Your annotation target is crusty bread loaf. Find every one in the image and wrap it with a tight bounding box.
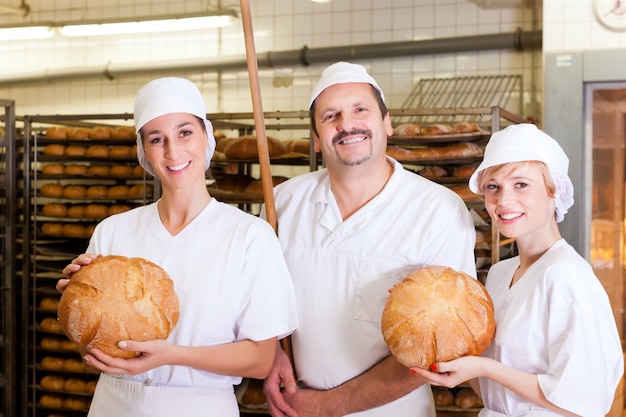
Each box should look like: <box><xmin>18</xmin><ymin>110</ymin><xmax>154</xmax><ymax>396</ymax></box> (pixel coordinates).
<box><xmin>110</xmin><ymin>146</ymin><xmax>132</xmax><ymax>158</ymax></box>
<box><xmin>40</xmin><ymin>375</ymin><xmax>65</xmax><ymax>391</ymax></box>
<box><xmin>64</xmin><ymin>145</ymin><xmax>87</xmax><ymax>156</ymax></box>
<box><xmin>84</xmin><ymin>204</ymin><xmax>108</xmax><ymax>219</ymax></box>
<box><xmin>86</xmin><ymin>185</ymin><xmax>108</xmax><ymax>199</ymax></box>
<box><xmin>223</xmin><ymin>135</ymin><xmax>288</xmax><ymax>159</ymax></box>
<box><xmin>45</xmin><ymin>126</ymin><xmax>69</xmax><ymax>139</ymax></box>
<box><xmin>432</xmin><ymin>387</ymin><xmax>454</xmax><ymax>407</ymax></box>
<box><xmin>284</xmin><ymin>139</ymin><xmax>311</xmax><ymax>154</ymax></box>
<box><xmin>43</xmin><ymin>144</ymin><xmax>66</xmax><ymax>156</ymax></box>
<box><xmin>418</xmin><ymin>166</ymin><xmax>447</xmax><ymax>178</ymax></box>
<box><xmin>40</xmin><ymin>356</ymin><xmax>64</xmax><ymax>371</ymax></box>
<box><xmin>68</xmin><ymin>127</ymin><xmax>90</xmax><ymax>140</ymax></box>
<box><xmin>62</xmin><ymin>185</ymin><xmax>87</xmax><ymax>199</ymax></box>
<box><xmin>67</xmin><ymin>205</ymin><xmax>86</xmax><ymax>218</ymax></box>
<box><xmin>107</xmin><ymin>185</ymin><xmax>130</xmax><ymax>198</ymax></box>
<box><xmin>88</xmin><ymin>126</ymin><xmax>111</xmax><ymax>140</ymax></box>
<box><xmin>454</xmin><ymin>388</ymin><xmax>483</xmax><ymax>409</ymax></box>
<box><xmin>87</xmin><ymin>165</ymin><xmax>111</xmax><ymax>176</ymax></box>
<box><xmin>393</xmin><ymin>123</ymin><xmax>422</xmax><ymax>136</ymax></box>
<box><xmin>39</xmin><ymin>297</ymin><xmax>60</xmax><ymax>311</ymax></box>
<box><xmin>41</xmin><ymin>184</ymin><xmax>64</xmax><ymax>198</ymax></box>
<box><xmin>386</xmin><ymin>142</ymin><xmax>483</xmax><ymax>161</ymax></box>
<box><xmin>85</xmin><ymin>145</ymin><xmax>109</xmax><ymax>158</ymax></box>
<box><xmin>42</xmin><ymin>203</ymin><xmax>68</xmax><ymax>218</ymax></box>
<box><xmin>64</xmin><ymin>164</ymin><xmax>88</xmax><ymax>175</ymax></box>
<box><xmin>111</xmin><ymin>126</ymin><xmax>136</xmax><ymax>139</ymax></box>
<box><xmin>107</xmin><ymin>204</ymin><xmax>132</xmax><ymax>216</ymax></box>
<box><xmin>453</xmin><ymin>121</ymin><xmax>480</xmax><ymax>134</ymax></box>
<box><xmin>110</xmin><ymin>165</ymin><xmax>133</xmax><ymax>177</ymax></box>
<box><xmin>62</xmin><ymin>223</ymin><xmax>86</xmax><ymax>238</ymax></box>
<box><xmin>41</xmin><ymin>222</ymin><xmax>63</xmax><ymax>236</ymax></box>
<box><xmin>64</xmin><ymin>378</ymin><xmax>86</xmax><ymax>393</ymax></box>
<box><xmin>381</xmin><ymin>266</ymin><xmax>495</xmax><ymax>369</ymax></box>
<box><xmin>39</xmin><ymin>393</ymin><xmax>64</xmax><ymax>408</ymax></box>
<box><xmin>63</xmin><ymin>396</ymin><xmax>89</xmax><ymax>411</ymax></box>
<box><xmin>42</xmin><ymin>164</ymin><xmax>64</xmax><ymax>175</ymax></box>
<box><xmin>40</xmin><ymin>317</ymin><xmax>62</xmax><ymax>333</ymax></box>
<box><xmin>424</xmin><ymin>123</ymin><xmax>453</xmax><ymax>135</ymax></box>
<box><xmin>84</xmin><ymin>379</ymin><xmax>97</xmax><ymax>394</ymax></box>
<box><xmin>58</xmin><ymin>255</ymin><xmax>180</xmax><ymax>358</ymax></box>
<box><xmin>40</xmin><ymin>336</ymin><xmax>62</xmax><ymax>350</ymax></box>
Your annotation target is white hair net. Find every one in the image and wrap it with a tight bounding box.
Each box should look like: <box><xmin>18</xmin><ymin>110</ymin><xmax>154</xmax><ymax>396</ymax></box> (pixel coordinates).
<box><xmin>468</xmin><ymin>123</ymin><xmax>574</xmax><ymax>223</ymax></box>
<box><xmin>133</xmin><ymin>77</ymin><xmax>216</xmax><ymax>178</ymax></box>
<box><xmin>309</xmin><ymin>61</ymin><xmax>385</xmax><ymax>108</ymax></box>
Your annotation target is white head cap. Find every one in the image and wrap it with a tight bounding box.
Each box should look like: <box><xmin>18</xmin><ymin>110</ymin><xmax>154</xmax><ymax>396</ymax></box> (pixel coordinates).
<box><xmin>308</xmin><ymin>61</ymin><xmax>385</xmax><ymax>109</ymax></box>
<box><xmin>468</xmin><ymin>123</ymin><xmax>574</xmax><ymax>223</ymax></box>
<box><xmin>133</xmin><ymin>77</ymin><xmax>216</xmax><ymax>178</ymax></box>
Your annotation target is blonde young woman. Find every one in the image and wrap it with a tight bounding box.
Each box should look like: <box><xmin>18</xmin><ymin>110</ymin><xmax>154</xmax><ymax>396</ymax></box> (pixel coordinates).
<box><xmin>412</xmin><ymin>123</ymin><xmax>623</xmax><ymax>417</ymax></box>
<box><xmin>57</xmin><ymin>77</ymin><xmax>297</xmax><ymax>417</ymax></box>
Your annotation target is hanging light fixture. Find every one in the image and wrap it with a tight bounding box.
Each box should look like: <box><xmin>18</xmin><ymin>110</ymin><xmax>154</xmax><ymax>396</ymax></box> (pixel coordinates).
<box><xmin>0</xmin><ymin>9</ymin><xmax>239</xmax><ymax>40</ymax></box>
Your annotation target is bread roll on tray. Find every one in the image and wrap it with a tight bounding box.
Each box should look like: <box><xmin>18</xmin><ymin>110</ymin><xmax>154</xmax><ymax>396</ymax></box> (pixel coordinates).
<box><xmin>381</xmin><ymin>266</ymin><xmax>495</xmax><ymax>369</ymax></box>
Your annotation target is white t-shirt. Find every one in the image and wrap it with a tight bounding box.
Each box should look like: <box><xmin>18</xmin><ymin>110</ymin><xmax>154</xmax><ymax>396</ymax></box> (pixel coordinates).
<box><xmin>86</xmin><ymin>199</ymin><xmax>298</xmax><ymax>389</ymax></box>
<box><xmin>479</xmin><ymin>239</ymin><xmax>623</xmax><ymax>417</ymax></box>
<box><xmin>269</xmin><ymin>158</ymin><xmax>477</xmax><ymax>416</ymax></box>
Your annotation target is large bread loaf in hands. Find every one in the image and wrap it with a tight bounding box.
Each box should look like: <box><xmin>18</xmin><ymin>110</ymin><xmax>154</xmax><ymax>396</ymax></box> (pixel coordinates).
<box><xmin>58</xmin><ymin>255</ymin><xmax>180</xmax><ymax>358</ymax></box>
<box><xmin>381</xmin><ymin>266</ymin><xmax>495</xmax><ymax>369</ymax></box>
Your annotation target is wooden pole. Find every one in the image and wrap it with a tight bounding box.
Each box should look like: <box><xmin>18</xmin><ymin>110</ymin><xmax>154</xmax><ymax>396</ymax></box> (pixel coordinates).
<box><xmin>239</xmin><ymin>0</ymin><xmax>295</xmax><ymax>370</ymax></box>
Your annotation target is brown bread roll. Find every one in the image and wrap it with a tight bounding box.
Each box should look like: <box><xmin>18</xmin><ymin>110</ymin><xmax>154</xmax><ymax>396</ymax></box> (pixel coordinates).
<box><xmin>88</xmin><ymin>126</ymin><xmax>111</xmax><ymax>140</ymax></box>
<box><xmin>64</xmin><ymin>165</ymin><xmax>88</xmax><ymax>175</ymax></box>
<box><xmin>64</xmin><ymin>145</ymin><xmax>86</xmax><ymax>156</ymax></box>
<box><xmin>284</xmin><ymin>139</ymin><xmax>311</xmax><ymax>154</ymax></box>
<box><xmin>45</xmin><ymin>126</ymin><xmax>69</xmax><ymax>139</ymax></box>
<box><xmin>110</xmin><ymin>165</ymin><xmax>133</xmax><ymax>177</ymax></box>
<box><xmin>109</xmin><ymin>146</ymin><xmax>132</xmax><ymax>157</ymax></box>
<box><xmin>432</xmin><ymin>387</ymin><xmax>454</xmax><ymax>406</ymax></box>
<box><xmin>43</xmin><ymin>144</ymin><xmax>66</xmax><ymax>156</ymax></box>
<box><xmin>67</xmin><ymin>205</ymin><xmax>86</xmax><ymax>218</ymax></box>
<box><xmin>381</xmin><ymin>266</ymin><xmax>495</xmax><ymax>369</ymax></box>
<box><xmin>42</xmin><ymin>203</ymin><xmax>68</xmax><ymax>218</ymax></box>
<box><xmin>62</xmin><ymin>223</ymin><xmax>86</xmax><ymax>238</ymax></box>
<box><xmin>106</xmin><ymin>185</ymin><xmax>129</xmax><ymax>198</ymax></box>
<box><xmin>87</xmin><ymin>165</ymin><xmax>111</xmax><ymax>176</ymax></box>
<box><xmin>454</xmin><ymin>388</ymin><xmax>483</xmax><ymax>409</ymax></box>
<box><xmin>39</xmin><ymin>297</ymin><xmax>60</xmax><ymax>311</ymax></box>
<box><xmin>85</xmin><ymin>185</ymin><xmax>108</xmax><ymax>199</ymax></box>
<box><xmin>39</xmin><ymin>393</ymin><xmax>64</xmax><ymax>409</ymax></box>
<box><xmin>64</xmin><ymin>378</ymin><xmax>86</xmax><ymax>393</ymax></box>
<box><xmin>41</xmin><ymin>223</ymin><xmax>63</xmax><ymax>236</ymax></box>
<box><xmin>107</xmin><ymin>204</ymin><xmax>132</xmax><ymax>216</ymax></box>
<box><xmin>85</xmin><ymin>145</ymin><xmax>109</xmax><ymax>158</ymax></box>
<box><xmin>132</xmin><ymin>165</ymin><xmax>145</xmax><ymax>177</ymax></box>
<box><xmin>40</xmin><ymin>337</ymin><xmax>62</xmax><ymax>350</ymax></box>
<box><xmin>62</xmin><ymin>358</ymin><xmax>86</xmax><ymax>373</ymax></box>
<box><xmin>42</xmin><ymin>164</ymin><xmax>64</xmax><ymax>175</ymax></box>
<box><xmin>223</xmin><ymin>135</ymin><xmax>288</xmax><ymax>159</ymax></box>
<box><xmin>40</xmin><ymin>375</ymin><xmax>65</xmax><ymax>391</ymax></box>
<box><xmin>84</xmin><ymin>380</ymin><xmax>97</xmax><ymax>394</ymax></box>
<box><xmin>111</xmin><ymin>126</ymin><xmax>136</xmax><ymax>139</ymax></box>
<box><xmin>40</xmin><ymin>183</ymin><xmax>64</xmax><ymax>198</ymax></box>
<box><xmin>68</xmin><ymin>127</ymin><xmax>90</xmax><ymax>140</ymax></box>
<box><xmin>63</xmin><ymin>396</ymin><xmax>89</xmax><ymax>411</ymax></box>
<box><xmin>40</xmin><ymin>317</ymin><xmax>62</xmax><ymax>333</ymax></box>
<box><xmin>40</xmin><ymin>356</ymin><xmax>64</xmax><ymax>371</ymax></box>
<box><xmin>84</xmin><ymin>204</ymin><xmax>108</xmax><ymax>219</ymax></box>
<box><xmin>62</xmin><ymin>185</ymin><xmax>87</xmax><ymax>199</ymax></box>
<box><xmin>58</xmin><ymin>255</ymin><xmax>180</xmax><ymax>358</ymax></box>
<box><xmin>393</xmin><ymin>123</ymin><xmax>422</xmax><ymax>136</ymax></box>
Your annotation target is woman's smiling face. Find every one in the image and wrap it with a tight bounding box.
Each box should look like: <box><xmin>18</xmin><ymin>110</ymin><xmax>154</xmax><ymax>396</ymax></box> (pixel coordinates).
<box><xmin>482</xmin><ymin>161</ymin><xmax>556</xmax><ymax>240</ymax></box>
<box><xmin>141</xmin><ymin>112</ymin><xmax>208</xmax><ymax>187</ymax></box>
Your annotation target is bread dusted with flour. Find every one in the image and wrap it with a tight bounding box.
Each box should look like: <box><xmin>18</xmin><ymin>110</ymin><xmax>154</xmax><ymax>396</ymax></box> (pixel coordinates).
<box><xmin>381</xmin><ymin>266</ymin><xmax>495</xmax><ymax>368</ymax></box>
<box><xmin>58</xmin><ymin>255</ymin><xmax>180</xmax><ymax>358</ymax></box>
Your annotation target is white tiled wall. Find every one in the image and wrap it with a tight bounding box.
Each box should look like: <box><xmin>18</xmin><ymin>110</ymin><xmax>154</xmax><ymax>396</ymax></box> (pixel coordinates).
<box><xmin>0</xmin><ymin>0</ymin><xmax>542</xmax><ymax>119</ymax></box>
<box><xmin>543</xmin><ymin>0</ymin><xmax>626</xmax><ymax>52</ymax></box>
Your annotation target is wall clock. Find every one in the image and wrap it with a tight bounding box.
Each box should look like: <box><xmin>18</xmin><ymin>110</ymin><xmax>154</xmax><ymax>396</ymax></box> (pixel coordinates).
<box><xmin>594</xmin><ymin>0</ymin><xmax>626</xmax><ymax>31</ymax></box>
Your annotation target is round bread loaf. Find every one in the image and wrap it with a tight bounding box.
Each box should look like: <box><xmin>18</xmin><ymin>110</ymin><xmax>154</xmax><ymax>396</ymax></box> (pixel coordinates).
<box><xmin>45</xmin><ymin>126</ymin><xmax>69</xmax><ymax>139</ymax></box>
<box><xmin>63</xmin><ymin>358</ymin><xmax>86</xmax><ymax>372</ymax></box>
<box><xmin>62</xmin><ymin>185</ymin><xmax>87</xmax><ymax>199</ymax></box>
<box><xmin>62</xmin><ymin>223</ymin><xmax>86</xmax><ymax>238</ymax></box>
<box><xmin>40</xmin><ymin>336</ymin><xmax>62</xmax><ymax>350</ymax></box>
<box><xmin>41</xmin><ymin>222</ymin><xmax>63</xmax><ymax>236</ymax></box>
<box><xmin>110</xmin><ymin>165</ymin><xmax>133</xmax><ymax>177</ymax></box>
<box><xmin>39</xmin><ymin>297</ymin><xmax>60</xmax><ymax>310</ymax></box>
<box><xmin>43</xmin><ymin>144</ymin><xmax>66</xmax><ymax>156</ymax></box>
<box><xmin>41</xmin><ymin>375</ymin><xmax>65</xmax><ymax>391</ymax></box>
<box><xmin>39</xmin><ymin>393</ymin><xmax>64</xmax><ymax>409</ymax></box>
<box><xmin>67</xmin><ymin>205</ymin><xmax>86</xmax><ymax>218</ymax></box>
<box><xmin>111</xmin><ymin>126</ymin><xmax>136</xmax><ymax>139</ymax></box>
<box><xmin>110</xmin><ymin>146</ymin><xmax>131</xmax><ymax>157</ymax></box>
<box><xmin>64</xmin><ymin>378</ymin><xmax>86</xmax><ymax>393</ymax></box>
<box><xmin>64</xmin><ymin>145</ymin><xmax>86</xmax><ymax>156</ymax></box>
<box><xmin>42</xmin><ymin>164</ymin><xmax>64</xmax><ymax>175</ymax></box>
<box><xmin>88</xmin><ymin>126</ymin><xmax>111</xmax><ymax>140</ymax></box>
<box><xmin>64</xmin><ymin>164</ymin><xmax>88</xmax><ymax>175</ymax></box>
<box><xmin>223</xmin><ymin>135</ymin><xmax>288</xmax><ymax>159</ymax></box>
<box><xmin>84</xmin><ymin>204</ymin><xmax>108</xmax><ymax>219</ymax></box>
<box><xmin>87</xmin><ymin>165</ymin><xmax>111</xmax><ymax>176</ymax></box>
<box><xmin>381</xmin><ymin>266</ymin><xmax>495</xmax><ymax>369</ymax></box>
<box><xmin>40</xmin><ymin>356</ymin><xmax>64</xmax><ymax>371</ymax></box>
<box><xmin>58</xmin><ymin>255</ymin><xmax>180</xmax><ymax>358</ymax></box>
<box><xmin>68</xmin><ymin>127</ymin><xmax>90</xmax><ymax>140</ymax></box>
<box><xmin>84</xmin><ymin>379</ymin><xmax>97</xmax><ymax>394</ymax></box>
<box><xmin>42</xmin><ymin>203</ymin><xmax>68</xmax><ymax>218</ymax></box>
<box><xmin>107</xmin><ymin>185</ymin><xmax>129</xmax><ymax>198</ymax></box>
<box><xmin>40</xmin><ymin>317</ymin><xmax>62</xmax><ymax>333</ymax></box>
<box><xmin>108</xmin><ymin>204</ymin><xmax>132</xmax><ymax>216</ymax></box>
<box><xmin>86</xmin><ymin>185</ymin><xmax>108</xmax><ymax>199</ymax></box>
<box><xmin>41</xmin><ymin>184</ymin><xmax>64</xmax><ymax>198</ymax></box>
<box><xmin>63</xmin><ymin>396</ymin><xmax>89</xmax><ymax>411</ymax></box>
<box><xmin>86</xmin><ymin>145</ymin><xmax>109</xmax><ymax>158</ymax></box>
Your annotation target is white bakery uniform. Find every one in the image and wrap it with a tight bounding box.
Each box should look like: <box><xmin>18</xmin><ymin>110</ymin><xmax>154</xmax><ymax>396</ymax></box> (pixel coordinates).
<box><xmin>84</xmin><ymin>199</ymin><xmax>298</xmax><ymax>417</ymax></box>
<box><xmin>268</xmin><ymin>158</ymin><xmax>477</xmax><ymax>417</ymax></box>
<box><xmin>478</xmin><ymin>239</ymin><xmax>623</xmax><ymax>417</ymax></box>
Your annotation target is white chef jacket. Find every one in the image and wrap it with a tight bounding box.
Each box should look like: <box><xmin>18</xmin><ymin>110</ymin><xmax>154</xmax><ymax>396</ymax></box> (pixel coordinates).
<box><xmin>84</xmin><ymin>199</ymin><xmax>298</xmax><ymax>417</ymax></box>
<box><xmin>479</xmin><ymin>239</ymin><xmax>623</xmax><ymax>417</ymax></box>
<box><xmin>268</xmin><ymin>158</ymin><xmax>477</xmax><ymax>416</ymax></box>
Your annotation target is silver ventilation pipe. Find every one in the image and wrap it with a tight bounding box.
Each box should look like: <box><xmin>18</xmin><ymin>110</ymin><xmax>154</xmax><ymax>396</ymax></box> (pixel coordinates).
<box><xmin>0</xmin><ymin>28</ymin><xmax>541</xmax><ymax>87</ymax></box>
